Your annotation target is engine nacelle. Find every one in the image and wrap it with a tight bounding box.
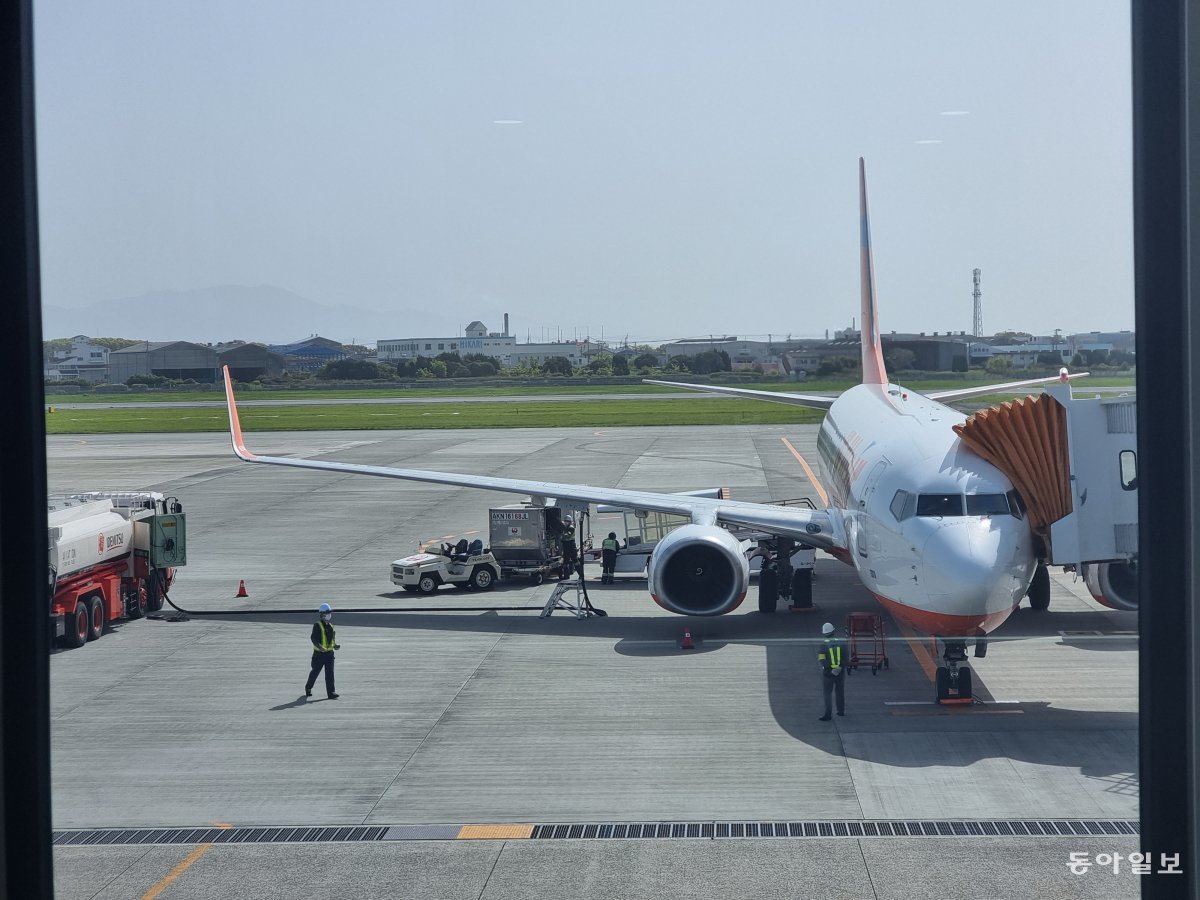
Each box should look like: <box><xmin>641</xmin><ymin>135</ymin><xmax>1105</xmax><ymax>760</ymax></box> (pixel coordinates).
<box><xmin>647</xmin><ymin>524</ymin><xmax>750</xmax><ymax>616</ymax></box>
<box><xmin>1083</xmin><ymin>560</ymin><xmax>1139</xmax><ymax>612</ymax></box>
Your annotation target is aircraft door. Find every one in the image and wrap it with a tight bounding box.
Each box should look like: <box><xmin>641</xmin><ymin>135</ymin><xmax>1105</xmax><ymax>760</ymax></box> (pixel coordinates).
<box><xmin>855</xmin><ymin>460</ymin><xmax>889</xmax><ymax>559</ymax></box>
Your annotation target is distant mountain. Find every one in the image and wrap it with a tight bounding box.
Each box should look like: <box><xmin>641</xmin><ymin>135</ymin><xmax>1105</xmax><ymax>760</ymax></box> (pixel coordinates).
<box><xmin>40</xmin><ymin>285</ymin><xmax>469</xmax><ymax>346</ymax></box>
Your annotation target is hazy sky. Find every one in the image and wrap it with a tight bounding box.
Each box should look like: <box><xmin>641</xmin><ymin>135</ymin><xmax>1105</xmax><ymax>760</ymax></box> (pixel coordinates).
<box><xmin>34</xmin><ymin>1</ymin><xmax>1132</xmax><ymax>344</ymax></box>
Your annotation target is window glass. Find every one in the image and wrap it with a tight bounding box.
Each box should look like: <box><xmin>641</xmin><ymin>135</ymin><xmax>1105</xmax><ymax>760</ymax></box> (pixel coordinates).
<box><xmin>889</xmin><ymin>490</ymin><xmax>909</xmax><ymax>520</ymax></box>
<box><xmin>916</xmin><ymin>494</ymin><xmax>965</xmax><ymax>517</ymax></box>
<box><xmin>1007</xmin><ymin>490</ymin><xmax>1027</xmax><ymax>518</ymax></box>
<box><xmin>966</xmin><ymin>493</ymin><xmax>1011</xmax><ymax>516</ymax></box>
<box><xmin>1119</xmin><ymin>450</ymin><xmax>1138</xmax><ymax>490</ymax></box>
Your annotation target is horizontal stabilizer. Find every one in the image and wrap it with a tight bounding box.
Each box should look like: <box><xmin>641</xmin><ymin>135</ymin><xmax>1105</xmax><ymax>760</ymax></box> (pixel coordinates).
<box><xmin>644</xmin><ymin>379</ymin><xmax>836</xmax><ymax>410</ymax></box>
<box><xmin>929</xmin><ymin>371</ymin><xmax>1090</xmax><ymax>404</ymax></box>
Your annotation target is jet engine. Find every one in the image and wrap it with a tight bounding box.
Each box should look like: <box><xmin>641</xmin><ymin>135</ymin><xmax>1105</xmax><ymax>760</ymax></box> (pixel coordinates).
<box><xmin>647</xmin><ymin>524</ymin><xmax>750</xmax><ymax>616</ymax></box>
<box><xmin>1082</xmin><ymin>560</ymin><xmax>1139</xmax><ymax>612</ymax></box>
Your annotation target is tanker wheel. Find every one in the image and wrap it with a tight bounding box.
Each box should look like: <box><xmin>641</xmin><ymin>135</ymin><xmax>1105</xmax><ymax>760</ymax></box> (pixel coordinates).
<box><xmin>147</xmin><ymin>574</ymin><xmax>165</xmax><ymax>612</ymax></box>
<box><xmin>87</xmin><ymin>596</ymin><xmax>105</xmax><ymax>641</ymax></box>
<box><xmin>64</xmin><ymin>601</ymin><xmax>88</xmax><ymax>649</ymax></box>
<box><xmin>128</xmin><ymin>588</ymin><xmax>148</xmax><ymax>620</ymax></box>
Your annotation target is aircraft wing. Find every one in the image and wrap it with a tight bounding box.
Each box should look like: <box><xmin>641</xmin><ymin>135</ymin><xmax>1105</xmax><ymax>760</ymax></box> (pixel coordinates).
<box><xmin>927</xmin><ymin>371</ymin><xmax>1090</xmax><ymax>403</ymax></box>
<box><xmin>222</xmin><ymin>368</ymin><xmax>845</xmax><ymax>551</ymax></box>
<box><xmin>643</xmin><ymin>379</ymin><xmax>837</xmax><ymax>410</ymax></box>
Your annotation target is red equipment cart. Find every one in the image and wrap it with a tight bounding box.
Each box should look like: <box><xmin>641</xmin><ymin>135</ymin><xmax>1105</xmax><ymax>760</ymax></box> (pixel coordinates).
<box><xmin>846</xmin><ymin>612</ymin><xmax>889</xmax><ymax>674</ymax></box>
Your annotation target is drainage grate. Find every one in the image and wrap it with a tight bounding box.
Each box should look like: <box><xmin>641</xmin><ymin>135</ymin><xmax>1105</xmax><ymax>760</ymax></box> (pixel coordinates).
<box><xmin>526</xmin><ymin>819</ymin><xmax>1139</xmax><ymax>840</ymax></box>
<box><xmin>53</xmin><ymin>825</ymin><xmax>389</xmax><ymax>846</ymax></box>
<box><xmin>53</xmin><ymin>819</ymin><xmax>1139</xmax><ymax>847</ymax></box>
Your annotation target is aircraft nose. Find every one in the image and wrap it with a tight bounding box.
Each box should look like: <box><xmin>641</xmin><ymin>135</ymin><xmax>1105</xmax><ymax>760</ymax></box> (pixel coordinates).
<box><xmin>921</xmin><ymin>521</ymin><xmax>1017</xmax><ymax>612</ymax></box>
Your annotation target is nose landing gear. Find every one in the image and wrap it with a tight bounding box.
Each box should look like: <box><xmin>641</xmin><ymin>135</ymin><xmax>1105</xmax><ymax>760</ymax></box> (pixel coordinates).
<box><xmin>934</xmin><ymin>640</ymin><xmax>973</xmax><ymax>704</ymax></box>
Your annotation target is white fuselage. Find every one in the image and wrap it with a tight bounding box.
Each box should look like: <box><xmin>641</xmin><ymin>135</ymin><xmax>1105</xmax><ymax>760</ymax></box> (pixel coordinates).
<box><xmin>818</xmin><ymin>383</ymin><xmax>1036</xmax><ymax>636</ymax></box>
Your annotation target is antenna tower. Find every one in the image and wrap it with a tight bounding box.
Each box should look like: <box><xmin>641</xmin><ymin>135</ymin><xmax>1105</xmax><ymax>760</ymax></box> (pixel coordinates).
<box><xmin>972</xmin><ymin>268</ymin><xmax>983</xmax><ymax>337</ymax></box>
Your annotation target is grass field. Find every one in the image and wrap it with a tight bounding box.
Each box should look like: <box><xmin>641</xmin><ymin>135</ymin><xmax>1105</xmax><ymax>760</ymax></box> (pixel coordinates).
<box><xmin>43</xmin><ymin>374</ymin><xmax>1134</xmax><ymax>434</ymax></box>
<box><xmin>44</xmin><ymin>398</ymin><xmax>826</xmax><ymax>434</ymax></box>
<box><xmin>44</xmin><ymin>373</ymin><xmax>1134</xmax><ymax>404</ymax></box>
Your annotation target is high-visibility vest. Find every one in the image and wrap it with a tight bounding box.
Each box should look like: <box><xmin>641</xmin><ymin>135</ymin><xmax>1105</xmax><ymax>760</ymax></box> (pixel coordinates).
<box><xmin>313</xmin><ymin>621</ymin><xmax>336</xmax><ymax>652</ymax></box>
<box><xmin>602</xmin><ymin>538</ymin><xmax>620</xmax><ymax>552</ymax></box>
<box><xmin>818</xmin><ymin>638</ymin><xmax>843</xmax><ymax>671</ymax></box>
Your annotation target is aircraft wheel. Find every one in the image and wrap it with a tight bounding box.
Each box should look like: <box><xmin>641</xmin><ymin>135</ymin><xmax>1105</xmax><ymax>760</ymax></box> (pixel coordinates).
<box><xmin>1027</xmin><ymin>564</ymin><xmax>1050</xmax><ymax>610</ymax></box>
<box><xmin>791</xmin><ymin>568</ymin><xmax>813</xmax><ymax>608</ymax></box>
<box><xmin>417</xmin><ymin>575</ymin><xmax>439</xmax><ymax>594</ymax></box>
<box><xmin>64</xmin><ymin>601</ymin><xmax>88</xmax><ymax>649</ymax></box>
<box><xmin>956</xmin><ymin>666</ymin><xmax>973</xmax><ymax>700</ymax></box>
<box><xmin>934</xmin><ymin>666</ymin><xmax>951</xmax><ymax>702</ymax></box>
<box><xmin>758</xmin><ymin>567</ymin><xmax>778</xmax><ymax>614</ymax></box>
<box><xmin>87</xmin><ymin>596</ymin><xmax>105</xmax><ymax>641</ymax></box>
<box><xmin>470</xmin><ymin>567</ymin><xmax>496</xmax><ymax>591</ymax></box>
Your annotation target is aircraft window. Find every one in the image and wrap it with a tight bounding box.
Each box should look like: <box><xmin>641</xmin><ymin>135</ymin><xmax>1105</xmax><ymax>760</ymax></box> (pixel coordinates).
<box><xmin>889</xmin><ymin>490</ymin><xmax>909</xmax><ymax>520</ymax></box>
<box><xmin>1120</xmin><ymin>450</ymin><xmax>1138</xmax><ymax>490</ymax></box>
<box><xmin>916</xmin><ymin>494</ymin><xmax>965</xmax><ymax>517</ymax></box>
<box><xmin>1007</xmin><ymin>490</ymin><xmax>1026</xmax><ymax>519</ymax></box>
<box><xmin>966</xmin><ymin>493</ymin><xmax>1011</xmax><ymax>516</ymax></box>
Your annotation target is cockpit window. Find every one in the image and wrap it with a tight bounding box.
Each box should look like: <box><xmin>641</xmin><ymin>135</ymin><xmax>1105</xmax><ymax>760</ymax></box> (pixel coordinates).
<box><xmin>916</xmin><ymin>494</ymin><xmax>965</xmax><ymax>517</ymax></box>
<box><xmin>966</xmin><ymin>493</ymin><xmax>1011</xmax><ymax>516</ymax></box>
<box><xmin>1007</xmin><ymin>489</ymin><xmax>1026</xmax><ymax>519</ymax></box>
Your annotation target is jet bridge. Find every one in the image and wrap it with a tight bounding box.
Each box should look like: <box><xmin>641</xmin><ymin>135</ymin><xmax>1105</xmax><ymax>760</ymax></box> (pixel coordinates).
<box><xmin>954</xmin><ymin>380</ymin><xmax>1138</xmax><ymax>612</ymax></box>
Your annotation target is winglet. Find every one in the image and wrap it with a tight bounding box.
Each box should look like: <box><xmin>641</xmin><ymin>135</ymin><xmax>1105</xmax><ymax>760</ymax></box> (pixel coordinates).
<box><xmin>859</xmin><ymin>158</ymin><xmax>888</xmax><ymax>385</ymax></box>
<box><xmin>222</xmin><ymin>365</ymin><xmax>257</xmax><ymax>461</ymax></box>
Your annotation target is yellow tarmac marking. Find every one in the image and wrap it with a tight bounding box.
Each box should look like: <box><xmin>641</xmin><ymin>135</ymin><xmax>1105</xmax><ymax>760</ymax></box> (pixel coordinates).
<box><xmin>457</xmin><ymin>824</ymin><xmax>534</xmax><ymax>839</ymax></box>
<box><xmin>893</xmin><ymin>618</ymin><xmax>938</xmax><ymax>683</ymax></box>
<box><xmin>141</xmin><ymin>844</ymin><xmax>214</xmax><ymax>899</ymax></box>
<box><xmin>780</xmin><ymin>437</ymin><xmax>829</xmax><ymax>506</ymax></box>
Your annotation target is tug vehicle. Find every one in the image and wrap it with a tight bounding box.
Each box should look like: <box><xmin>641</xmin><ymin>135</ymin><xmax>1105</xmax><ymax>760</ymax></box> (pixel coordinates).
<box><xmin>391</xmin><ymin>539</ymin><xmax>500</xmax><ymax>594</ymax></box>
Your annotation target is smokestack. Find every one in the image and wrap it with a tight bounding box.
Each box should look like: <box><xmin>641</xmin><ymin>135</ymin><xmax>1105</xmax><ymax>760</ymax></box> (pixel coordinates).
<box><xmin>504</xmin><ymin>313</ymin><xmax>509</xmax><ymax>337</ymax></box>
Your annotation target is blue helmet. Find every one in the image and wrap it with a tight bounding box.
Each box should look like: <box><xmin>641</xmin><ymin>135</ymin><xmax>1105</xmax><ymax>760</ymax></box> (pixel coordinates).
<box><xmin>318</xmin><ymin>603</ymin><xmax>332</xmax><ymax>614</ymax></box>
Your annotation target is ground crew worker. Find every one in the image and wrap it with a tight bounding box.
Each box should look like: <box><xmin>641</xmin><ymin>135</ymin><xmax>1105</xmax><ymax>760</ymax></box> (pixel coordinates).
<box><xmin>817</xmin><ymin>621</ymin><xmax>846</xmax><ymax>721</ymax></box>
<box><xmin>305</xmin><ymin>602</ymin><xmax>340</xmax><ymax>700</ymax></box>
<box><xmin>601</xmin><ymin>532</ymin><xmax>621</xmax><ymax>583</ymax></box>
<box><xmin>561</xmin><ymin>515</ymin><xmax>578</xmax><ymax>578</ymax></box>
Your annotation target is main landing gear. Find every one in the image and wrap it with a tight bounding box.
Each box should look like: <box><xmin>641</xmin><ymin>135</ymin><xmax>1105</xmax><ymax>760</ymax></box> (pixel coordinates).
<box><xmin>1026</xmin><ymin>562</ymin><xmax>1050</xmax><ymax>610</ymax></box>
<box><xmin>934</xmin><ymin>640</ymin><xmax>973</xmax><ymax>705</ymax></box>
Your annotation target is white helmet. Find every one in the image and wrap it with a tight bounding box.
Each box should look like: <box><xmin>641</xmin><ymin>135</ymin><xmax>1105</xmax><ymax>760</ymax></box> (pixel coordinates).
<box><xmin>821</xmin><ymin>622</ymin><xmax>835</xmax><ymax>636</ymax></box>
<box><xmin>564</xmin><ymin>516</ymin><xmax>573</xmax><ymax>526</ymax></box>
<box><xmin>318</xmin><ymin>603</ymin><xmax>332</xmax><ymax>613</ymax></box>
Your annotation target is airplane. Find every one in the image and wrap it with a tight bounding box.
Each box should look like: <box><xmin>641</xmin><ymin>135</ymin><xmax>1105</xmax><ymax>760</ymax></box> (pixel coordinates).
<box><xmin>223</xmin><ymin>158</ymin><xmax>1093</xmax><ymax>703</ymax></box>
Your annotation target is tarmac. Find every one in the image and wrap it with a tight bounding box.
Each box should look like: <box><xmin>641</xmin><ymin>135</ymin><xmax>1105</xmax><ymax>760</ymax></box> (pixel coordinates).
<box><xmin>46</xmin><ymin>425</ymin><xmax>1142</xmax><ymax>899</ymax></box>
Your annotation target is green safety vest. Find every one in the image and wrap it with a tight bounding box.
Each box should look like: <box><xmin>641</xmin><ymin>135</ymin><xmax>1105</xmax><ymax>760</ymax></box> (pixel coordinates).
<box><xmin>602</xmin><ymin>538</ymin><xmax>620</xmax><ymax>552</ymax></box>
<box><xmin>313</xmin><ymin>620</ymin><xmax>336</xmax><ymax>652</ymax></box>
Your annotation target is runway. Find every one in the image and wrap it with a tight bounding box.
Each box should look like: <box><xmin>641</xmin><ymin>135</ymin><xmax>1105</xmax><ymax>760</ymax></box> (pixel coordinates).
<box><xmin>46</xmin><ymin>426</ymin><xmax>1141</xmax><ymax>898</ymax></box>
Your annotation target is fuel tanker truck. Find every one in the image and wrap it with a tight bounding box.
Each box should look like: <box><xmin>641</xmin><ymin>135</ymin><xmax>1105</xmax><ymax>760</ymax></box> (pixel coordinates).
<box><xmin>48</xmin><ymin>492</ymin><xmax>186</xmax><ymax>649</ymax></box>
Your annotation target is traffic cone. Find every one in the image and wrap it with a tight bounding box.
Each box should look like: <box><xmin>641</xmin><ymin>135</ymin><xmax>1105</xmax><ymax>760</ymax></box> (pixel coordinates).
<box><xmin>235</xmin><ymin>580</ymin><xmax>248</xmax><ymax>598</ymax></box>
<box><xmin>681</xmin><ymin>628</ymin><xmax>694</xmax><ymax>650</ymax></box>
